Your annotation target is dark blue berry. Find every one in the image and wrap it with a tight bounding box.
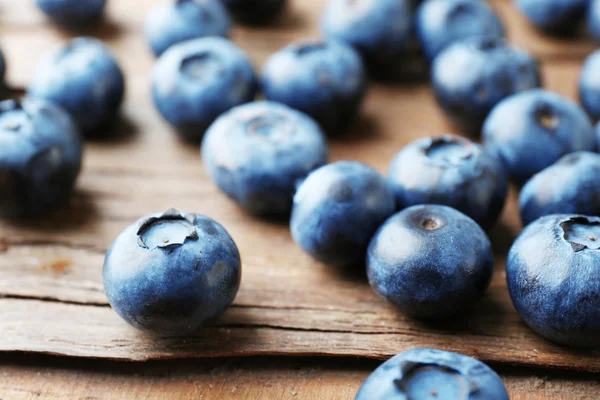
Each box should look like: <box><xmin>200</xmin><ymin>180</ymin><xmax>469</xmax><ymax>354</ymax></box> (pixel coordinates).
<box><xmin>260</xmin><ymin>40</ymin><xmax>367</xmax><ymax>135</ymax></box>
<box><xmin>520</xmin><ymin>152</ymin><xmax>600</xmax><ymax>226</ymax></box>
<box><xmin>0</xmin><ymin>98</ymin><xmax>82</xmax><ymax>218</ymax></box>
<box><xmin>483</xmin><ymin>89</ymin><xmax>595</xmax><ymax>184</ymax></box>
<box><xmin>202</xmin><ymin>101</ymin><xmax>328</xmax><ymax>216</ymax></box>
<box><xmin>103</xmin><ymin>209</ymin><xmax>241</xmax><ymax>335</ymax></box>
<box><xmin>507</xmin><ymin>214</ymin><xmax>600</xmax><ymax>348</ymax></box>
<box><xmin>367</xmin><ymin>205</ymin><xmax>493</xmax><ymax>318</ymax></box>
<box><xmin>432</xmin><ymin>38</ymin><xmax>540</xmax><ymax>134</ymax></box>
<box><xmin>36</xmin><ymin>0</ymin><xmax>106</xmax><ymax>26</ymax></box>
<box><xmin>291</xmin><ymin>161</ymin><xmax>395</xmax><ymax>268</ymax></box>
<box><xmin>145</xmin><ymin>0</ymin><xmax>231</xmax><ymax>57</ymax></box>
<box><xmin>579</xmin><ymin>50</ymin><xmax>600</xmax><ymax>120</ymax></box>
<box><xmin>152</xmin><ymin>37</ymin><xmax>257</xmax><ymax>142</ymax></box>
<box><xmin>28</xmin><ymin>37</ymin><xmax>125</xmax><ymax>134</ymax></box>
<box><xmin>516</xmin><ymin>0</ymin><xmax>587</xmax><ymax>34</ymax></box>
<box><xmin>357</xmin><ymin>348</ymin><xmax>509</xmax><ymax>399</ymax></box>
<box><xmin>388</xmin><ymin>135</ymin><xmax>507</xmax><ymax>230</ymax></box>
<box><xmin>416</xmin><ymin>0</ymin><xmax>504</xmax><ymax>61</ymax></box>
<box><xmin>321</xmin><ymin>0</ymin><xmax>413</xmax><ymax>77</ymax></box>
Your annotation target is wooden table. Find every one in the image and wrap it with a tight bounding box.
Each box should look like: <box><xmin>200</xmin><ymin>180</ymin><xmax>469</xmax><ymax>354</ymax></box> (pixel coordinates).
<box><xmin>0</xmin><ymin>0</ymin><xmax>599</xmax><ymax>398</ymax></box>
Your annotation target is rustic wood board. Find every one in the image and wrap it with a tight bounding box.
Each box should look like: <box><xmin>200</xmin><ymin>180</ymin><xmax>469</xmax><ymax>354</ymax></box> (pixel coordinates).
<box><xmin>1</xmin><ymin>356</ymin><xmax>599</xmax><ymax>400</ymax></box>
<box><xmin>1</xmin><ymin>0</ymin><xmax>599</xmax><ymax>371</ymax></box>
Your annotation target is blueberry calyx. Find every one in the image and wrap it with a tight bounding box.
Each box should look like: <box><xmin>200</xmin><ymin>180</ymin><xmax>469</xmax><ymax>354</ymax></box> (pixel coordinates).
<box><xmin>0</xmin><ymin>100</ymin><xmax>30</xmax><ymax>132</ymax></box>
<box><xmin>448</xmin><ymin>3</ymin><xmax>476</xmax><ymax>20</ymax></box>
<box><xmin>136</xmin><ymin>208</ymin><xmax>199</xmax><ymax>251</ymax></box>
<box><xmin>410</xmin><ymin>208</ymin><xmax>448</xmax><ymax>232</ymax></box>
<box><xmin>180</xmin><ymin>52</ymin><xmax>222</xmax><ymax>79</ymax></box>
<box><xmin>424</xmin><ymin>136</ymin><xmax>474</xmax><ymax>167</ymax></box>
<box><xmin>560</xmin><ymin>217</ymin><xmax>600</xmax><ymax>252</ymax></box>
<box><xmin>534</xmin><ymin>104</ymin><xmax>559</xmax><ymax>130</ymax></box>
<box><xmin>394</xmin><ymin>361</ymin><xmax>478</xmax><ymax>398</ymax></box>
<box><xmin>294</xmin><ymin>42</ymin><xmax>327</xmax><ymax>56</ymax></box>
<box><xmin>246</xmin><ymin>113</ymin><xmax>293</xmax><ymax>140</ymax></box>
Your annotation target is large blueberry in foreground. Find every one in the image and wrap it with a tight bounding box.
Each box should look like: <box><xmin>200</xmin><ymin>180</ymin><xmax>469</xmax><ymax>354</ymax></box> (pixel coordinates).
<box><xmin>152</xmin><ymin>37</ymin><xmax>257</xmax><ymax>142</ymax></box>
<box><xmin>520</xmin><ymin>152</ymin><xmax>600</xmax><ymax>226</ymax></box>
<box><xmin>321</xmin><ymin>0</ymin><xmax>413</xmax><ymax>77</ymax></box>
<box><xmin>291</xmin><ymin>161</ymin><xmax>395</xmax><ymax>268</ymax></box>
<box><xmin>220</xmin><ymin>0</ymin><xmax>287</xmax><ymax>25</ymax></box>
<box><xmin>389</xmin><ymin>135</ymin><xmax>507</xmax><ymax>230</ymax></box>
<box><xmin>483</xmin><ymin>89</ymin><xmax>595</xmax><ymax>184</ymax></box>
<box><xmin>145</xmin><ymin>0</ymin><xmax>231</xmax><ymax>57</ymax></box>
<box><xmin>28</xmin><ymin>37</ymin><xmax>125</xmax><ymax>134</ymax></box>
<box><xmin>507</xmin><ymin>215</ymin><xmax>600</xmax><ymax>348</ymax></box>
<box><xmin>36</xmin><ymin>0</ymin><xmax>106</xmax><ymax>26</ymax></box>
<box><xmin>367</xmin><ymin>205</ymin><xmax>493</xmax><ymax>319</ymax></box>
<box><xmin>432</xmin><ymin>38</ymin><xmax>540</xmax><ymax>134</ymax></box>
<box><xmin>356</xmin><ymin>348</ymin><xmax>509</xmax><ymax>400</ymax></box>
<box><xmin>261</xmin><ymin>40</ymin><xmax>366</xmax><ymax>134</ymax></box>
<box><xmin>0</xmin><ymin>99</ymin><xmax>82</xmax><ymax>218</ymax></box>
<box><xmin>416</xmin><ymin>0</ymin><xmax>504</xmax><ymax>61</ymax></box>
<box><xmin>103</xmin><ymin>209</ymin><xmax>242</xmax><ymax>335</ymax></box>
<box><xmin>202</xmin><ymin>101</ymin><xmax>327</xmax><ymax>216</ymax></box>
<box><xmin>579</xmin><ymin>50</ymin><xmax>600</xmax><ymax>119</ymax></box>
<box><xmin>516</xmin><ymin>0</ymin><xmax>587</xmax><ymax>34</ymax></box>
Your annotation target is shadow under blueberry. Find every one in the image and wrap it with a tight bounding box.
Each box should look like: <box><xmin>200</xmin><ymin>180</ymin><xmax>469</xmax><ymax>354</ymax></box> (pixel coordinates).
<box><xmin>406</xmin><ymin>294</ymin><xmax>507</xmax><ymax>335</ymax></box>
<box><xmin>233</xmin><ymin>5</ymin><xmax>306</xmax><ymax>30</ymax></box>
<box><xmin>53</xmin><ymin>16</ymin><xmax>126</xmax><ymax>42</ymax></box>
<box><xmin>325</xmin><ymin>261</ymin><xmax>370</xmax><ymax>284</ymax></box>
<box><xmin>2</xmin><ymin>189</ymin><xmax>100</xmax><ymax>232</ymax></box>
<box><xmin>488</xmin><ymin>220</ymin><xmax>519</xmax><ymax>257</ymax></box>
<box><xmin>0</xmin><ymin>85</ymin><xmax>26</xmax><ymax>101</ymax></box>
<box><xmin>328</xmin><ymin>113</ymin><xmax>380</xmax><ymax>145</ymax></box>
<box><xmin>84</xmin><ymin>113</ymin><xmax>139</xmax><ymax>145</ymax></box>
<box><xmin>368</xmin><ymin>52</ymin><xmax>430</xmax><ymax>85</ymax></box>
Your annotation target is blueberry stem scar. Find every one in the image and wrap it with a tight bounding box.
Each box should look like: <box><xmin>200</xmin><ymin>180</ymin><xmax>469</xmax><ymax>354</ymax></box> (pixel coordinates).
<box><xmin>136</xmin><ymin>208</ymin><xmax>198</xmax><ymax>250</ymax></box>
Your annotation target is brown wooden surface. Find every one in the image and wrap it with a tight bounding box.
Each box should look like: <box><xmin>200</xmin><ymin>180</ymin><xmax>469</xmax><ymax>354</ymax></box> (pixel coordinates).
<box><xmin>0</xmin><ymin>355</ymin><xmax>599</xmax><ymax>400</ymax></box>
<box><xmin>1</xmin><ymin>0</ymin><xmax>600</xmax><ymax>393</ymax></box>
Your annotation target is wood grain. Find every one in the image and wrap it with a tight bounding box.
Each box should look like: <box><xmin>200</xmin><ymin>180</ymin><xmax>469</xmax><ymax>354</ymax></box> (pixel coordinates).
<box><xmin>0</xmin><ymin>355</ymin><xmax>599</xmax><ymax>400</ymax></box>
<box><xmin>1</xmin><ymin>0</ymin><xmax>599</xmax><ymax>371</ymax></box>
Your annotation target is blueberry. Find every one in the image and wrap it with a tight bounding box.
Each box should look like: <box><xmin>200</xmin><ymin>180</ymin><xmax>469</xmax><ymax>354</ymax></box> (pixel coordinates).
<box><xmin>516</xmin><ymin>0</ymin><xmax>587</xmax><ymax>34</ymax></box>
<box><xmin>589</xmin><ymin>0</ymin><xmax>600</xmax><ymax>41</ymax></box>
<box><xmin>367</xmin><ymin>205</ymin><xmax>493</xmax><ymax>319</ymax></box>
<box><xmin>260</xmin><ymin>40</ymin><xmax>367</xmax><ymax>135</ymax></box>
<box><xmin>202</xmin><ymin>101</ymin><xmax>327</xmax><ymax>216</ymax></box>
<box><xmin>416</xmin><ymin>0</ymin><xmax>504</xmax><ymax>61</ymax></box>
<box><xmin>388</xmin><ymin>135</ymin><xmax>507</xmax><ymax>230</ymax></box>
<box><xmin>0</xmin><ymin>99</ymin><xmax>82</xmax><ymax>218</ymax></box>
<box><xmin>291</xmin><ymin>161</ymin><xmax>395</xmax><ymax>268</ymax></box>
<box><xmin>28</xmin><ymin>37</ymin><xmax>125</xmax><ymax>135</ymax></box>
<box><xmin>520</xmin><ymin>152</ymin><xmax>600</xmax><ymax>226</ymax></box>
<box><xmin>579</xmin><ymin>50</ymin><xmax>600</xmax><ymax>119</ymax></box>
<box><xmin>35</xmin><ymin>0</ymin><xmax>106</xmax><ymax>26</ymax></box>
<box><xmin>145</xmin><ymin>0</ymin><xmax>231</xmax><ymax>57</ymax></box>
<box><xmin>152</xmin><ymin>37</ymin><xmax>257</xmax><ymax>142</ymax></box>
<box><xmin>483</xmin><ymin>89</ymin><xmax>595</xmax><ymax>184</ymax></box>
<box><xmin>432</xmin><ymin>38</ymin><xmax>541</xmax><ymax>134</ymax></box>
<box><xmin>103</xmin><ymin>209</ymin><xmax>241</xmax><ymax>335</ymax></box>
<box><xmin>507</xmin><ymin>214</ymin><xmax>600</xmax><ymax>348</ymax></box>
<box><xmin>356</xmin><ymin>348</ymin><xmax>509</xmax><ymax>400</ymax></box>
<box><xmin>220</xmin><ymin>0</ymin><xmax>287</xmax><ymax>25</ymax></box>
<box><xmin>321</xmin><ymin>0</ymin><xmax>413</xmax><ymax>77</ymax></box>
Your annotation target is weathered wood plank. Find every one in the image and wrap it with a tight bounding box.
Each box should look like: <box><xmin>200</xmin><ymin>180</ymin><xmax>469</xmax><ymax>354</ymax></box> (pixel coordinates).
<box><xmin>2</xmin><ymin>297</ymin><xmax>599</xmax><ymax>371</ymax></box>
<box><xmin>0</xmin><ymin>0</ymin><xmax>598</xmax><ymax>372</ymax></box>
<box><xmin>0</xmin><ymin>355</ymin><xmax>599</xmax><ymax>400</ymax></box>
